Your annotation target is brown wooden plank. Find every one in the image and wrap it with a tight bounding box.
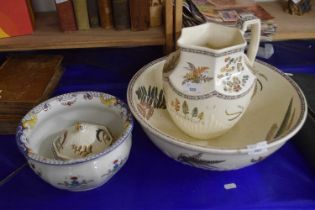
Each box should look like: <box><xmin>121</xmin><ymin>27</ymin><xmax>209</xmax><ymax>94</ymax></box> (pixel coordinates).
<box><xmin>0</xmin><ymin>12</ymin><xmax>165</xmax><ymax>51</ymax></box>
<box><xmin>164</xmin><ymin>0</ymin><xmax>174</xmax><ymax>53</ymax></box>
<box><xmin>175</xmin><ymin>0</ymin><xmax>183</xmax><ymax>45</ymax></box>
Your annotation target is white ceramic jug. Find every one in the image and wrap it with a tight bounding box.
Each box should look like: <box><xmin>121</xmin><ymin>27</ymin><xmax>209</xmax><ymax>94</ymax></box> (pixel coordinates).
<box><xmin>163</xmin><ymin>18</ymin><xmax>260</xmax><ymax>139</ymax></box>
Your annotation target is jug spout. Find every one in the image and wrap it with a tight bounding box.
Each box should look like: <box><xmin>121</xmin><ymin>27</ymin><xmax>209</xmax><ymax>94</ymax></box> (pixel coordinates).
<box><xmin>177</xmin><ymin>22</ymin><xmax>247</xmax><ymax>54</ymax></box>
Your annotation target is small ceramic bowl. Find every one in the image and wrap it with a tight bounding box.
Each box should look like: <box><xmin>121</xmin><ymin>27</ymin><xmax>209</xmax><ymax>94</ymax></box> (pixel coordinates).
<box><xmin>127</xmin><ymin>57</ymin><xmax>307</xmax><ymax>171</ymax></box>
<box><xmin>16</xmin><ymin>91</ymin><xmax>133</xmax><ymax>191</ymax></box>
<box><xmin>52</xmin><ymin>122</ymin><xmax>114</xmax><ymax>160</ymax></box>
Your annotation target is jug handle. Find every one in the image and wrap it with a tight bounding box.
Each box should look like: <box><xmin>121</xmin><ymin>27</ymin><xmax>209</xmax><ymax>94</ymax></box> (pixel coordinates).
<box><xmin>241</xmin><ymin>18</ymin><xmax>261</xmax><ymax>67</ymax></box>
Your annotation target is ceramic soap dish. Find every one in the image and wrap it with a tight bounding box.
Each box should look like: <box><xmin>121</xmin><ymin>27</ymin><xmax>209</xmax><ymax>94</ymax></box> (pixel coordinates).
<box><xmin>52</xmin><ymin>122</ymin><xmax>114</xmax><ymax>160</ymax></box>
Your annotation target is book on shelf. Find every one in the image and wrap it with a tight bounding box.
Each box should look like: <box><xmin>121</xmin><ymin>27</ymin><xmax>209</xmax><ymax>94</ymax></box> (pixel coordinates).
<box><xmin>73</xmin><ymin>0</ymin><xmax>90</xmax><ymax>30</ymax></box>
<box><xmin>0</xmin><ymin>0</ymin><xmax>34</xmax><ymax>39</ymax></box>
<box><xmin>55</xmin><ymin>0</ymin><xmax>77</xmax><ymax>31</ymax></box>
<box><xmin>87</xmin><ymin>0</ymin><xmax>100</xmax><ymax>27</ymax></box>
<box><xmin>150</xmin><ymin>0</ymin><xmax>163</xmax><ymax>27</ymax></box>
<box><xmin>53</xmin><ymin>0</ymin><xmax>159</xmax><ymax>32</ymax></box>
<box><xmin>0</xmin><ymin>55</ymin><xmax>64</xmax><ymax>134</ymax></box>
<box><xmin>32</xmin><ymin>0</ymin><xmax>57</xmax><ymax>12</ymax></box>
<box><xmin>112</xmin><ymin>0</ymin><xmax>131</xmax><ymax>30</ymax></box>
<box><xmin>26</xmin><ymin>0</ymin><xmax>36</xmax><ymax>29</ymax></box>
<box><xmin>98</xmin><ymin>0</ymin><xmax>113</xmax><ymax>29</ymax></box>
<box><xmin>130</xmin><ymin>0</ymin><xmax>150</xmax><ymax>31</ymax></box>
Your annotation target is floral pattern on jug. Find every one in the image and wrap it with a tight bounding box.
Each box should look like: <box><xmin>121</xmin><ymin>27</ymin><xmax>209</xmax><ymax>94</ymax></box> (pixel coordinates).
<box><xmin>163</xmin><ymin>19</ymin><xmax>261</xmax><ymax>139</ymax></box>
<box><xmin>218</xmin><ymin>56</ymin><xmax>244</xmax><ymax>78</ymax></box>
<box><xmin>217</xmin><ymin>56</ymin><xmax>250</xmax><ymax>93</ymax></box>
<box><xmin>170</xmin><ymin>98</ymin><xmax>205</xmax><ymax>123</ymax></box>
<box><xmin>182</xmin><ymin>62</ymin><xmax>213</xmax><ymax>86</ymax></box>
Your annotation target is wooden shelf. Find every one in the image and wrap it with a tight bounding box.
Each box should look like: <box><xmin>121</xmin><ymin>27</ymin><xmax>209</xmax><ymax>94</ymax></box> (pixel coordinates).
<box><xmin>0</xmin><ymin>12</ymin><xmax>166</xmax><ymax>52</ymax></box>
<box><xmin>259</xmin><ymin>0</ymin><xmax>315</xmax><ymax>41</ymax></box>
<box><xmin>4</xmin><ymin>1</ymin><xmax>313</xmax><ymax>52</ymax></box>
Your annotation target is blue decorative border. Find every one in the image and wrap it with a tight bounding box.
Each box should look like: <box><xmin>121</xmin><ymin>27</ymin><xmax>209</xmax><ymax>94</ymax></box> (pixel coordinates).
<box><xmin>16</xmin><ymin>91</ymin><xmax>134</xmax><ymax>166</ymax></box>
<box><xmin>163</xmin><ymin>76</ymin><xmax>256</xmax><ymax>100</ymax></box>
<box><xmin>180</xmin><ymin>47</ymin><xmax>245</xmax><ymax>57</ymax></box>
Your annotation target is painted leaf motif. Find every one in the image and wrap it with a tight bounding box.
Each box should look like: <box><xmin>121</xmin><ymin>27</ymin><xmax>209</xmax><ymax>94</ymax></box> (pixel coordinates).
<box><xmin>182</xmin><ymin>101</ymin><xmax>189</xmax><ymax>115</ymax></box>
<box><xmin>178</xmin><ymin>153</ymin><xmax>225</xmax><ymax>170</ymax></box>
<box><xmin>198</xmin><ymin>112</ymin><xmax>204</xmax><ymax>121</ymax></box>
<box><xmin>142</xmin><ymin>86</ymin><xmax>147</xmax><ymax>100</ymax></box>
<box><xmin>186</xmin><ymin>62</ymin><xmax>196</xmax><ymax>71</ymax></box>
<box><xmin>225</xmin><ymin>106</ymin><xmax>244</xmax><ymax>121</ymax></box>
<box><xmin>251</xmin><ymin>72</ymin><xmax>268</xmax><ymax>99</ymax></box>
<box><xmin>182</xmin><ymin>62</ymin><xmax>212</xmax><ymax>85</ymax></box>
<box><xmin>274</xmin><ymin>97</ymin><xmax>294</xmax><ymax>138</ymax></box>
<box><xmin>163</xmin><ymin>50</ymin><xmax>180</xmax><ymax>74</ymax></box>
<box><xmin>161</xmin><ymin>97</ymin><xmax>166</xmax><ymax>109</ymax></box>
<box><xmin>175</xmin><ymin>98</ymin><xmax>180</xmax><ymax>112</ymax></box>
<box><xmin>146</xmin><ymin>107</ymin><xmax>154</xmax><ymax>120</ymax></box>
<box><xmin>135</xmin><ymin>86</ymin><xmax>166</xmax><ymax>120</ymax></box>
<box><xmin>251</xmin><ymin>81</ymin><xmax>258</xmax><ymax>100</ymax></box>
<box><xmin>148</xmin><ymin>86</ymin><xmax>154</xmax><ymax>105</ymax></box>
<box><xmin>266</xmin><ymin>123</ymin><xmax>278</xmax><ymax>141</ymax></box>
<box><xmin>153</xmin><ymin>87</ymin><xmax>158</xmax><ymax>106</ymax></box>
<box><xmin>192</xmin><ymin>107</ymin><xmax>198</xmax><ymax>118</ymax></box>
<box><xmin>257</xmin><ymin>72</ymin><xmax>268</xmax><ymax>81</ymax></box>
<box><xmin>137</xmin><ymin>102</ymin><xmax>146</xmax><ymax>118</ymax></box>
<box><xmin>287</xmin><ymin>108</ymin><xmax>296</xmax><ymax>131</ymax></box>
<box><xmin>157</xmin><ymin>89</ymin><xmax>164</xmax><ymax>108</ymax></box>
<box><xmin>136</xmin><ymin>86</ymin><xmax>166</xmax><ymax>109</ymax></box>
<box><xmin>193</xmin><ymin>66</ymin><xmax>209</xmax><ymax>77</ymax></box>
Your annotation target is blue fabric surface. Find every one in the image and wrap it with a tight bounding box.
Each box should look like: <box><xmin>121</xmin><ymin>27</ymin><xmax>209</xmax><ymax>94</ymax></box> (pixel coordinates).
<box><xmin>1</xmin><ymin>43</ymin><xmax>315</xmax><ymax>210</ymax></box>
